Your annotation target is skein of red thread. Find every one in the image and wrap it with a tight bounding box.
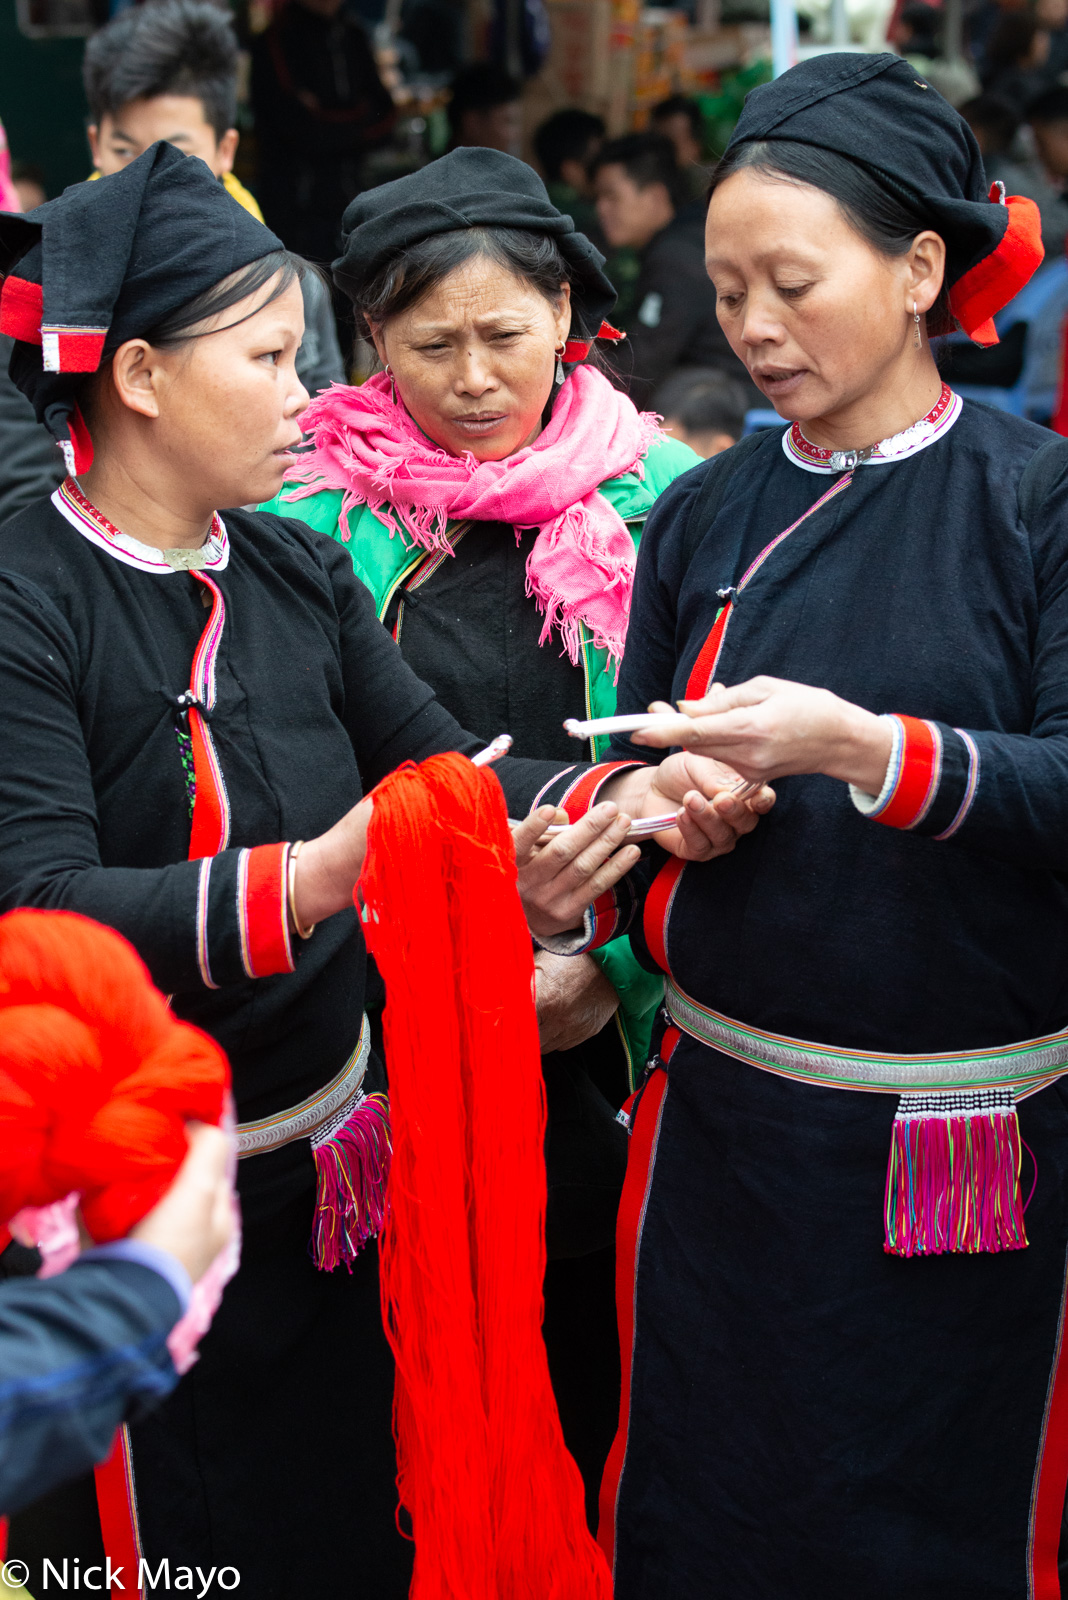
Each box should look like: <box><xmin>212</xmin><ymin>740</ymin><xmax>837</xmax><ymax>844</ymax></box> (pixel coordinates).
<box><xmin>0</xmin><ymin>909</ymin><xmax>229</xmax><ymax>1241</ymax></box>
<box><xmin>360</xmin><ymin>752</ymin><xmax>612</xmax><ymax>1600</ymax></box>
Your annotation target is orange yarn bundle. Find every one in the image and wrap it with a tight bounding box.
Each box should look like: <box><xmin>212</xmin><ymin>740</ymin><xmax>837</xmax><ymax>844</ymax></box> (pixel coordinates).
<box><xmin>360</xmin><ymin>752</ymin><xmax>612</xmax><ymax>1600</ymax></box>
<box><xmin>0</xmin><ymin>908</ymin><xmax>229</xmax><ymax>1241</ymax></box>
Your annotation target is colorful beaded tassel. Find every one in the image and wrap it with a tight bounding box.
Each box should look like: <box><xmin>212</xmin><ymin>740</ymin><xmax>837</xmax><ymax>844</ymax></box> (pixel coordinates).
<box><xmin>884</xmin><ymin>1088</ymin><xmax>1027</xmax><ymax>1256</ymax></box>
<box><xmin>310</xmin><ymin>1090</ymin><xmax>391</xmax><ymax>1271</ymax></box>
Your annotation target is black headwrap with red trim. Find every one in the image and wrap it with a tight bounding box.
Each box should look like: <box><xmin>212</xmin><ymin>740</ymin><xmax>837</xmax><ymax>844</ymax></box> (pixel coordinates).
<box><xmin>331</xmin><ymin>147</ymin><xmax>625</xmax><ymax>364</ymax></box>
<box><xmin>725</xmin><ymin>52</ymin><xmax>1043</xmax><ymax>346</ymax></box>
<box><xmin>0</xmin><ymin>141</ymin><xmax>284</xmax><ymax>474</ymax></box>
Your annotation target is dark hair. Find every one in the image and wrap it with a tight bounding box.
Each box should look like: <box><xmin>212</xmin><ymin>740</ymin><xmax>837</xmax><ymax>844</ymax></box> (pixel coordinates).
<box><xmin>447</xmin><ymin>63</ymin><xmax>522</xmax><ymax>139</ymax></box>
<box><xmin>82</xmin><ymin>0</ymin><xmax>239</xmax><ymax>139</ymax></box>
<box><xmin>709</xmin><ymin>140</ymin><xmax>952</xmax><ymax>332</ymax></box>
<box><xmin>146</xmin><ymin>249</ymin><xmax>304</xmax><ymax>347</ymax></box>
<box><xmin>590</xmin><ymin>132</ymin><xmax>684</xmax><ymax>208</ymax></box>
<box><xmin>653</xmin><ymin>368</ymin><xmax>747</xmax><ymax>439</ymax></box>
<box><xmin>1027</xmin><ymin>83</ymin><xmax>1068</xmax><ymax>124</ymax></box>
<box><xmin>984</xmin><ymin>11</ymin><xmax>1041</xmax><ymax>74</ymax></box>
<box><xmin>533</xmin><ymin>109</ymin><xmax>606</xmax><ymax>183</ymax></box>
<box><xmin>959</xmin><ymin>93</ymin><xmax>1019</xmax><ymax>152</ymax></box>
<box><xmin>651</xmin><ymin>95</ymin><xmax>704</xmax><ymax>140</ymax></box>
<box><xmin>350</xmin><ymin>226</ymin><xmax>572</xmax><ymax>336</ymax></box>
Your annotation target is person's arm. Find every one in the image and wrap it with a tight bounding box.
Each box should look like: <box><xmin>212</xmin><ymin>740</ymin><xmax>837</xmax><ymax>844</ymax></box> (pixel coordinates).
<box><xmin>0</xmin><ymin>1125</ymin><xmax>233</xmax><ymax>1516</ymax></box>
<box><xmin>0</xmin><ymin>573</ymin><xmax>318</xmax><ymax>996</ymax></box>
<box><xmin>632</xmin><ymin>466</ymin><xmax>1068</xmax><ymax>871</ymax></box>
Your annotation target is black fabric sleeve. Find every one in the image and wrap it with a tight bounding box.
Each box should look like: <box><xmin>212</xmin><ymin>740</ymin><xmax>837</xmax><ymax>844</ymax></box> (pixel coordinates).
<box><xmin>0</xmin><ymin>574</ymin><xmax>297</xmax><ymax>995</ymax></box>
<box><xmin>0</xmin><ymin>1258</ymin><xmax>180</xmax><ymax>1516</ymax></box>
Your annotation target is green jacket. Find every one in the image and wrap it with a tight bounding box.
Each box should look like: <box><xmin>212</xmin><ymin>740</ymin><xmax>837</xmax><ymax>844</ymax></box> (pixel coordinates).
<box><xmin>262</xmin><ymin>430</ymin><xmax>698</xmax><ymax>1084</ymax></box>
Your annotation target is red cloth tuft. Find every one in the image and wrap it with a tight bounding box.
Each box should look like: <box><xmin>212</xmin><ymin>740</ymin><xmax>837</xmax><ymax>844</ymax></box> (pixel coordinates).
<box><xmin>0</xmin><ymin>909</ymin><xmax>229</xmax><ymax>1241</ymax></box>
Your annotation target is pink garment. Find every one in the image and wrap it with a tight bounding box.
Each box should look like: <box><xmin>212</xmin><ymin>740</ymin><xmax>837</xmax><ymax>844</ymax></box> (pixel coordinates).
<box><xmin>0</xmin><ymin>121</ymin><xmax>21</xmax><ymax>214</ymax></box>
<box><xmin>284</xmin><ymin>365</ymin><xmax>662</xmax><ymax>669</ymax></box>
<box><xmin>8</xmin><ymin>1108</ymin><xmax>241</xmax><ymax>1378</ymax></box>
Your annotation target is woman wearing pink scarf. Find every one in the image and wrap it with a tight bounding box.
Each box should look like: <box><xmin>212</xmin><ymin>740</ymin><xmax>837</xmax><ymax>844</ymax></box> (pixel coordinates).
<box><xmin>261</xmin><ymin>145</ymin><xmax>699</xmax><ymax>1520</ymax></box>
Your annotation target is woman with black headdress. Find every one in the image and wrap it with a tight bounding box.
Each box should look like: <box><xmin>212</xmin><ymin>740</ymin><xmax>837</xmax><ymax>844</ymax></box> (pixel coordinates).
<box><xmin>0</xmin><ymin>144</ymin><xmax>759</xmax><ymax>1594</ymax></box>
<box><xmin>260</xmin><ymin>145</ymin><xmax>701</xmax><ymax>1516</ymax></box>
<box><xmin>526</xmin><ymin>51</ymin><xmax>1068</xmax><ymax>1600</ymax></box>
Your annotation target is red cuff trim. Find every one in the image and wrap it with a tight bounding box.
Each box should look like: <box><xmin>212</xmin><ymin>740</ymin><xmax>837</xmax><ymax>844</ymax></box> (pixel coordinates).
<box><xmin>41</xmin><ymin>324</ymin><xmax>107</xmax><ymax>373</ymax></box>
<box><xmin>872</xmin><ymin>715</ymin><xmax>943</xmax><ymax>830</ymax></box>
<box><xmin>238</xmin><ymin>843</ymin><xmax>295</xmax><ymax>978</ymax></box>
<box><xmin>587</xmin><ymin>888</ymin><xmax>622</xmax><ymax>950</ymax></box>
<box><xmin>950</xmin><ymin>190</ymin><xmax>1044</xmax><ymax>345</ymax></box>
<box><xmin>0</xmin><ymin>276</ymin><xmax>43</xmax><ymax>343</ymax></box>
<box><xmin>559</xmin><ymin>760</ymin><xmax>641</xmax><ymax>822</ymax></box>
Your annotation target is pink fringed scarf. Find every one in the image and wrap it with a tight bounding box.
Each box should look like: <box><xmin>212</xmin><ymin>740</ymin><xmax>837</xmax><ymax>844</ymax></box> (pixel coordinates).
<box><xmin>283</xmin><ymin>365</ymin><xmax>661</xmax><ymax>669</ymax></box>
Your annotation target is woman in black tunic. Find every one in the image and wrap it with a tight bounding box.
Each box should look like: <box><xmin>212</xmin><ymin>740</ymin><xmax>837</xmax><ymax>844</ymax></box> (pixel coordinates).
<box><xmin>527</xmin><ymin>52</ymin><xmax>1068</xmax><ymax>1600</ymax></box>
<box><xmin>0</xmin><ymin>141</ymin><xmax>755</xmax><ymax>1595</ymax></box>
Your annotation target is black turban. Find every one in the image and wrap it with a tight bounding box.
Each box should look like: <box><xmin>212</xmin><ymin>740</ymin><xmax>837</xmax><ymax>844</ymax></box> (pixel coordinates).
<box><xmin>0</xmin><ymin>141</ymin><xmax>284</xmax><ymax>473</ymax></box>
<box><xmin>331</xmin><ymin>146</ymin><xmax>620</xmax><ymax>357</ymax></box>
<box><xmin>725</xmin><ymin>52</ymin><xmax>1043</xmax><ymax>344</ymax></box>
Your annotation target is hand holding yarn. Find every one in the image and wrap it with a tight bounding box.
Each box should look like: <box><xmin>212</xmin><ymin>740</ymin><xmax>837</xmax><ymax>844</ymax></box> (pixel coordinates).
<box><xmin>130</xmin><ymin>1122</ymin><xmax>236</xmax><ymax>1285</ymax></box>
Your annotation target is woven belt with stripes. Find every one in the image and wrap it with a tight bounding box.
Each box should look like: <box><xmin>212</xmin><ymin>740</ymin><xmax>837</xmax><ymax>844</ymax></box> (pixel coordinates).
<box><xmin>235</xmin><ymin>1014</ymin><xmax>371</xmax><ymax>1158</ymax></box>
<box><xmin>664</xmin><ymin>979</ymin><xmax>1068</xmax><ymax>1096</ymax></box>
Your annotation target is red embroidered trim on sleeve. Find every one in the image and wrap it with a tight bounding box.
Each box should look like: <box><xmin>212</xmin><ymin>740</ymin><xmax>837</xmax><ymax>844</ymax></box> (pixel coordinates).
<box><xmin>872</xmin><ymin>715</ymin><xmax>943</xmax><ymax>830</ymax></box>
<box><xmin>559</xmin><ymin>760</ymin><xmax>642</xmax><ymax>822</ymax></box>
<box><xmin>238</xmin><ymin>843</ymin><xmax>295</xmax><ymax>978</ymax></box>
<box><xmin>587</xmin><ymin>888</ymin><xmax>623</xmax><ymax>950</ymax></box>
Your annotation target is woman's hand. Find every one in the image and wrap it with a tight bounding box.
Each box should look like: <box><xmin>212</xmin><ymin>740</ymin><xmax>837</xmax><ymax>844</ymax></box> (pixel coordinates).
<box><xmin>290</xmin><ymin>795</ymin><xmax>375</xmax><ymax>930</ymax></box>
<box><xmin>513</xmin><ymin>803</ymin><xmax>641</xmax><ymax>941</ymax></box>
<box><xmin>631</xmin><ymin>679</ymin><xmax>893</xmax><ymax>796</ymax></box>
<box><xmin>129</xmin><ymin>1123</ymin><xmax>235</xmax><ymax>1285</ymax></box>
<box><xmin>603</xmin><ymin>752</ymin><xmax>776</xmax><ymax>861</ymax></box>
<box><xmin>534</xmin><ymin>950</ymin><xmax>620</xmax><ymax>1054</ymax></box>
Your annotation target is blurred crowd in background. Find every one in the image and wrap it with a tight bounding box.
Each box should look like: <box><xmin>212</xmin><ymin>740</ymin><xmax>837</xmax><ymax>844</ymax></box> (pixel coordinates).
<box><xmin>3</xmin><ymin>0</ymin><xmax>1068</xmax><ymax>527</ymax></box>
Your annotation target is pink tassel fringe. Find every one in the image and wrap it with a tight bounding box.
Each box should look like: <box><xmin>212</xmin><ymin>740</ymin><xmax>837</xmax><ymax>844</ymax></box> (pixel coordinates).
<box><xmin>310</xmin><ymin>1091</ymin><xmax>392</xmax><ymax>1271</ymax></box>
<box><xmin>884</xmin><ymin>1089</ymin><xmax>1027</xmax><ymax>1257</ymax></box>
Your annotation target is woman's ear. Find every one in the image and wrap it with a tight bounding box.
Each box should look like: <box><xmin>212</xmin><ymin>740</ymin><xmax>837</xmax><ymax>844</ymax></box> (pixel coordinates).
<box><xmin>109</xmin><ymin>339</ymin><xmax>163</xmax><ymax>421</ymax></box>
<box><xmin>368</xmin><ymin>324</ymin><xmax>388</xmax><ymax>369</ymax></box>
<box><xmin>554</xmin><ymin>282</ymin><xmax>573</xmax><ymax>345</ymax></box>
<box><xmin>905</xmin><ymin>230</ymin><xmax>946</xmax><ymax>317</ymax></box>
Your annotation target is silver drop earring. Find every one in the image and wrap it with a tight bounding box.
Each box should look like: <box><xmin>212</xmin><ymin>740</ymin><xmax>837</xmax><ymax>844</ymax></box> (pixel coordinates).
<box><xmin>385</xmin><ymin>363</ymin><xmax>396</xmax><ymax>404</ymax></box>
<box><xmin>913</xmin><ymin>302</ymin><xmax>922</xmax><ymax>349</ymax></box>
<box><xmin>554</xmin><ymin>343</ymin><xmax>566</xmax><ymax>386</ymax></box>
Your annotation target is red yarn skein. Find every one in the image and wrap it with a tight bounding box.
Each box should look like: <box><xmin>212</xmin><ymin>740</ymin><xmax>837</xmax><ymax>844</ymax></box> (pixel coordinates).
<box><xmin>0</xmin><ymin>909</ymin><xmax>229</xmax><ymax>1241</ymax></box>
<box><xmin>361</xmin><ymin>752</ymin><xmax>612</xmax><ymax>1600</ymax></box>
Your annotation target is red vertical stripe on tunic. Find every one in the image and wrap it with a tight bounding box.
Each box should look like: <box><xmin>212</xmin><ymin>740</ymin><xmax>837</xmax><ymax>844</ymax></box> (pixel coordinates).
<box><xmin>1028</xmin><ymin>1247</ymin><xmax>1068</xmax><ymax>1597</ymax></box>
<box><xmin>94</xmin><ymin>1426</ymin><xmax>144</xmax><ymax>1597</ymax></box>
<box><xmin>597</xmin><ymin>1046</ymin><xmax>676</xmax><ymax>1573</ymax></box>
<box><xmin>643</xmin><ymin>857</ymin><xmax>684</xmax><ymax>974</ymax></box>
<box><xmin>685</xmin><ymin>602</ymin><xmax>732</xmax><ymax>700</ymax></box>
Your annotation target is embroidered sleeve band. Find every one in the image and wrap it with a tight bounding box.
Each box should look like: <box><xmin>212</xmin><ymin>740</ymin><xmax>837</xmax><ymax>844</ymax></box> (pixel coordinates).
<box><xmin>850</xmin><ymin>715</ymin><xmax>980</xmax><ymax>838</ymax></box>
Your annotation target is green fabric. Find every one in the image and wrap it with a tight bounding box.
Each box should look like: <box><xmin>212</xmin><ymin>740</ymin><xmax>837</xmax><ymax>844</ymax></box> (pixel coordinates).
<box><xmin>261</xmin><ymin>429</ymin><xmax>698</xmax><ymax>1084</ymax></box>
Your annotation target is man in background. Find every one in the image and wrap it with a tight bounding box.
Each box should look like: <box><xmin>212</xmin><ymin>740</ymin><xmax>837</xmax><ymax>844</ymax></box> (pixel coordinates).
<box><xmin>447</xmin><ymin>63</ymin><xmax>523</xmax><ymax>155</ymax></box>
<box><xmin>84</xmin><ymin>0</ymin><xmax>345</xmax><ymax>394</ymax></box>
<box><xmin>650</xmin><ymin>94</ymin><xmax>708</xmax><ymax>203</ymax></box>
<box><xmin>250</xmin><ymin>0</ymin><xmax>395</xmax><ymax>263</ymax></box>
<box><xmin>592</xmin><ymin>132</ymin><xmax>747</xmax><ymax>407</ymax></box>
<box><xmin>653</xmin><ymin>367</ymin><xmax>748</xmax><ymax>457</ymax></box>
<box><xmin>533</xmin><ymin>107</ymin><xmax>604</xmax><ymax>234</ymax></box>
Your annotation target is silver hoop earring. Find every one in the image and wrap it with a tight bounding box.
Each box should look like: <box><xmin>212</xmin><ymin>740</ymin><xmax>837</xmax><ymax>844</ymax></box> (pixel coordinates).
<box><xmin>912</xmin><ymin>303</ymin><xmax>922</xmax><ymax>349</ymax></box>
<box><xmin>385</xmin><ymin>363</ymin><xmax>396</xmax><ymax>405</ymax></box>
<box><xmin>554</xmin><ymin>343</ymin><xmax>566</xmax><ymax>386</ymax></box>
